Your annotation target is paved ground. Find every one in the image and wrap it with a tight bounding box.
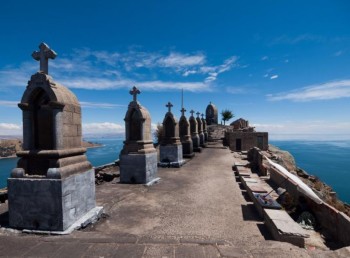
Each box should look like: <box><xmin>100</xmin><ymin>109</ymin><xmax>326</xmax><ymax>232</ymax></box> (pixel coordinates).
<box><xmin>0</xmin><ymin>142</ymin><xmax>348</xmax><ymax>257</ymax></box>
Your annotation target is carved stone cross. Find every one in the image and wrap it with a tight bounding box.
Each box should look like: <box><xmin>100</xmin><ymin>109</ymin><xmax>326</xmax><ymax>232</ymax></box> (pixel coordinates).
<box><xmin>32</xmin><ymin>42</ymin><xmax>57</xmax><ymax>74</ymax></box>
<box><xmin>190</xmin><ymin>110</ymin><xmax>195</xmax><ymax>116</ymax></box>
<box><xmin>180</xmin><ymin>107</ymin><xmax>186</xmax><ymax>116</ymax></box>
<box><xmin>129</xmin><ymin>86</ymin><xmax>141</xmax><ymax>102</ymax></box>
<box><xmin>201</xmin><ymin>113</ymin><xmax>204</xmax><ymax>119</ymax></box>
<box><xmin>166</xmin><ymin>102</ymin><xmax>173</xmax><ymax>113</ymax></box>
<box><xmin>196</xmin><ymin>111</ymin><xmax>200</xmax><ymax>117</ymax></box>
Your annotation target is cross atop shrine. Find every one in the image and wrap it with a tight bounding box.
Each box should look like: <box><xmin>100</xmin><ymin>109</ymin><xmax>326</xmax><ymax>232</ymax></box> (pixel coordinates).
<box><xmin>180</xmin><ymin>107</ymin><xmax>186</xmax><ymax>116</ymax></box>
<box><xmin>196</xmin><ymin>111</ymin><xmax>200</xmax><ymax>117</ymax></box>
<box><xmin>166</xmin><ymin>102</ymin><xmax>173</xmax><ymax>113</ymax></box>
<box><xmin>201</xmin><ymin>113</ymin><xmax>204</xmax><ymax>119</ymax></box>
<box><xmin>190</xmin><ymin>110</ymin><xmax>195</xmax><ymax>116</ymax></box>
<box><xmin>129</xmin><ymin>86</ymin><xmax>141</xmax><ymax>102</ymax></box>
<box><xmin>32</xmin><ymin>42</ymin><xmax>57</xmax><ymax>75</ymax></box>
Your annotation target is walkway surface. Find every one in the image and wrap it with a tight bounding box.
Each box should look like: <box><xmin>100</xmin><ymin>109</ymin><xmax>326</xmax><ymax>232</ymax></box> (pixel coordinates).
<box><xmin>0</xmin><ymin>142</ymin><xmax>347</xmax><ymax>257</ymax></box>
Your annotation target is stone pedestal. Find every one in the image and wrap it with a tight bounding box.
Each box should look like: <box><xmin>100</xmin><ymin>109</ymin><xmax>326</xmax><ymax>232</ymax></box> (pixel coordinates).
<box><xmin>120</xmin><ymin>152</ymin><xmax>158</xmax><ymax>183</ymax></box>
<box><xmin>192</xmin><ymin>133</ymin><xmax>201</xmax><ymax>152</ymax></box>
<box><xmin>179</xmin><ymin>111</ymin><xmax>194</xmax><ymax>159</ymax></box>
<box><xmin>159</xmin><ymin>144</ymin><xmax>184</xmax><ymax>167</ymax></box>
<box><xmin>119</xmin><ymin>87</ymin><xmax>158</xmax><ymax>183</ymax></box>
<box><xmin>7</xmin><ymin>44</ymin><xmax>101</xmax><ymax>233</ymax></box>
<box><xmin>181</xmin><ymin>135</ymin><xmax>195</xmax><ymax>158</ymax></box>
<box><xmin>8</xmin><ymin>169</ymin><xmax>100</xmax><ymax>231</ymax></box>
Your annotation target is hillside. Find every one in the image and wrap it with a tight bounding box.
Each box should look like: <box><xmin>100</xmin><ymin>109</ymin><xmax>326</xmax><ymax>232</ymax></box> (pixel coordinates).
<box><xmin>0</xmin><ymin>139</ymin><xmax>101</xmax><ymax>158</ymax></box>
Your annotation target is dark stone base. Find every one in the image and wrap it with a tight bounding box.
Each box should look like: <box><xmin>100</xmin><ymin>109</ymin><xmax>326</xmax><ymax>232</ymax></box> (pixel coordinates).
<box><xmin>194</xmin><ymin>147</ymin><xmax>202</xmax><ymax>152</ymax></box>
<box><xmin>8</xmin><ymin>169</ymin><xmax>96</xmax><ymax>231</ymax></box>
<box><xmin>119</xmin><ymin>152</ymin><xmax>158</xmax><ymax>184</ymax></box>
<box><xmin>183</xmin><ymin>153</ymin><xmax>195</xmax><ymax>158</ymax></box>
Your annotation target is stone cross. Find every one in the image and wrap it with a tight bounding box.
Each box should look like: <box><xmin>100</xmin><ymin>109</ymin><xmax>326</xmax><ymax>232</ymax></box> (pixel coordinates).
<box><xmin>166</xmin><ymin>102</ymin><xmax>173</xmax><ymax>113</ymax></box>
<box><xmin>190</xmin><ymin>110</ymin><xmax>195</xmax><ymax>117</ymax></box>
<box><xmin>32</xmin><ymin>42</ymin><xmax>57</xmax><ymax>75</ymax></box>
<box><xmin>201</xmin><ymin>113</ymin><xmax>204</xmax><ymax>119</ymax></box>
<box><xmin>196</xmin><ymin>111</ymin><xmax>200</xmax><ymax>117</ymax></box>
<box><xmin>129</xmin><ymin>86</ymin><xmax>141</xmax><ymax>102</ymax></box>
<box><xmin>180</xmin><ymin>107</ymin><xmax>186</xmax><ymax>116</ymax></box>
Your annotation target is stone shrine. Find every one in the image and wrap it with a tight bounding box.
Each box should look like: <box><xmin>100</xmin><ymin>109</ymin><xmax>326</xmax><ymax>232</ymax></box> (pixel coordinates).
<box><xmin>196</xmin><ymin>112</ymin><xmax>206</xmax><ymax>147</ymax></box>
<box><xmin>178</xmin><ymin>107</ymin><xmax>194</xmax><ymax>158</ymax></box>
<box><xmin>206</xmin><ymin>102</ymin><xmax>218</xmax><ymax>125</ymax></box>
<box><xmin>159</xmin><ymin>102</ymin><xmax>184</xmax><ymax>167</ymax></box>
<box><xmin>8</xmin><ymin>43</ymin><xmax>102</xmax><ymax>232</ymax></box>
<box><xmin>189</xmin><ymin>110</ymin><xmax>201</xmax><ymax>152</ymax></box>
<box><xmin>201</xmin><ymin>113</ymin><xmax>208</xmax><ymax>142</ymax></box>
<box><xmin>119</xmin><ymin>86</ymin><xmax>158</xmax><ymax>184</ymax></box>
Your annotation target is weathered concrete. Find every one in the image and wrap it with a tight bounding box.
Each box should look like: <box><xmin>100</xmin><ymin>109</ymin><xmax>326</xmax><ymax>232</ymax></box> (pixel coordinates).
<box><xmin>0</xmin><ymin>142</ymin><xmax>340</xmax><ymax>257</ymax></box>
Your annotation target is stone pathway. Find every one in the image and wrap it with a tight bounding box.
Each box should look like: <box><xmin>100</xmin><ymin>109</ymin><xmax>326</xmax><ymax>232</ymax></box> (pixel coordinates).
<box><xmin>0</xmin><ymin>142</ymin><xmax>348</xmax><ymax>257</ymax></box>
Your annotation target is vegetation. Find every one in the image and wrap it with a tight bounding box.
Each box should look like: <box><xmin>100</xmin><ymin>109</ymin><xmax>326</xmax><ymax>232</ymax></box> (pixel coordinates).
<box><xmin>221</xmin><ymin>109</ymin><xmax>234</xmax><ymax>125</ymax></box>
<box><xmin>154</xmin><ymin>123</ymin><xmax>163</xmax><ymax>145</ymax></box>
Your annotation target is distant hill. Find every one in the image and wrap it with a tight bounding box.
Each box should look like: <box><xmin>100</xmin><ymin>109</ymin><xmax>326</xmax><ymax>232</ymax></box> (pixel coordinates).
<box><xmin>0</xmin><ymin>138</ymin><xmax>102</xmax><ymax>158</ymax></box>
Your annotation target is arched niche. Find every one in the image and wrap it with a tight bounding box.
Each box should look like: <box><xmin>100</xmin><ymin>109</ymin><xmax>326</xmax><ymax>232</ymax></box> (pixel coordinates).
<box><xmin>163</xmin><ymin>116</ymin><xmax>175</xmax><ymax>138</ymax></box>
<box><xmin>129</xmin><ymin>109</ymin><xmax>142</xmax><ymax>141</ymax></box>
<box><xmin>190</xmin><ymin>119</ymin><xmax>197</xmax><ymax>134</ymax></box>
<box><xmin>29</xmin><ymin>87</ymin><xmax>54</xmax><ymax>150</ymax></box>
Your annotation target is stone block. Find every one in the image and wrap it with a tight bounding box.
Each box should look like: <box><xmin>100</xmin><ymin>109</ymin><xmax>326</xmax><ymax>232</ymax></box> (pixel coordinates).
<box><xmin>159</xmin><ymin>144</ymin><xmax>184</xmax><ymax>167</ymax></box>
<box><xmin>120</xmin><ymin>152</ymin><xmax>158</xmax><ymax>184</ymax></box>
<box><xmin>8</xmin><ymin>169</ymin><xmax>96</xmax><ymax>231</ymax></box>
<box><xmin>73</xmin><ymin>112</ymin><xmax>81</xmax><ymax>125</ymax></box>
<box><xmin>63</xmin><ymin>111</ymin><xmax>73</xmax><ymax>124</ymax></box>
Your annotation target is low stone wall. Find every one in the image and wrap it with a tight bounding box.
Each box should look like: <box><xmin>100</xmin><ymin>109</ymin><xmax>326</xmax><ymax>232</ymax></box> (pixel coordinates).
<box><xmin>247</xmin><ymin>147</ymin><xmax>269</xmax><ymax>176</ymax></box>
<box><xmin>269</xmin><ymin>166</ymin><xmax>350</xmax><ymax>247</ymax></box>
<box><xmin>225</xmin><ymin>131</ymin><xmax>268</xmax><ymax>152</ymax></box>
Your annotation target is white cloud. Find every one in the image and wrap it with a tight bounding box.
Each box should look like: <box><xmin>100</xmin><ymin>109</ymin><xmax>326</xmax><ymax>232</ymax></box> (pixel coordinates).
<box><xmin>157</xmin><ymin>52</ymin><xmax>205</xmax><ymax>67</ymax></box>
<box><xmin>0</xmin><ymin>48</ymin><xmax>235</xmax><ymax>93</ymax></box>
<box><xmin>252</xmin><ymin>121</ymin><xmax>350</xmax><ymax>140</ymax></box>
<box><xmin>261</xmin><ymin>56</ymin><xmax>268</xmax><ymax>61</ymax></box>
<box><xmin>225</xmin><ymin>87</ymin><xmax>246</xmax><ymax>94</ymax></box>
<box><xmin>0</xmin><ymin>100</ymin><xmax>18</xmax><ymax>107</ymax></box>
<box><xmin>82</xmin><ymin>122</ymin><xmax>124</xmax><ymax>134</ymax></box>
<box><xmin>267</xmin><ymin>79</ymin><xmax>350</xmax><ymax>101</ymax></box>
<box><xmin>80</xmin><ymin>102</ymin><xmax>125</xmax><ymax>109</ymax></box>
<box><xmin>0</xmin><ymin>123</ymin><xmax>22</xmax><ymax>135</ymax></box>
<box><xmin>270</xmin><ymin>75</ymin><xmax>278</xmax><ymax>80</ymax></box>
<box><xmin>263</xmin><ymin>74</ymin><xmax>269</xmax><ymax>78</ymax></box>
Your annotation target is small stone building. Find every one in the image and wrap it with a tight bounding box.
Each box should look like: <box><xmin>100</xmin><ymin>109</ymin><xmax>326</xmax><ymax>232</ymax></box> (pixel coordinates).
<box><xmin>178</xmin><ymin>107</ymin><xmax>194</xmax><ymax>158</ymax></box>
<box><xmin>159</xmin><ymin>102</ymin><xmax>183</xmax><ymax>167</ymax></box>
<box><xmin>8</xmin><ymin>43</ymin><xmax>101</xmax><ymax>232</ymax></box>
<box><xmin>119</xmin><ymin>86</ymin><xmax>158</xmax><ymax>184</ymax></box>
<box><xmin>205</xmin><ymin>102</ymin><xmax>218</xmax><ymax>125</ymax></box>
<box><xmin>230</xmin><ymin>118</ymin><xmax>249</xmax><ymax>130</ymax></box>
<box><xmin>189</xmin><ymin>110</ymin><xmax>201</xmax><ymax>152</ymax></box>
<box><xmin>225</xmin><ymin>118</ymin><xmax>268</xmax><ymax>151</ymax></box>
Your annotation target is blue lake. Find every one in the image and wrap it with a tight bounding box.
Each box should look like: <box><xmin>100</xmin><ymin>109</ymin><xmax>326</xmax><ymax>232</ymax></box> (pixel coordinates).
<box><xmin>0</xmin><ymin>137</ymin><xmax>124</xmax><ymax>189</ymax></box>
<box><xmin>1</xmin><ymin>138</ymin><xmax>349</xmax><ymax>204</ymax></box>
<box><xmin>270</xmin><ymin>140</ymin><xmax>350</xmax><ymax>204</ymax></box>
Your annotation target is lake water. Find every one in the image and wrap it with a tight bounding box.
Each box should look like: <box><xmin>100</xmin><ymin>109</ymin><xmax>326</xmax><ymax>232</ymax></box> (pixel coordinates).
<box><xmin>0</xmin><ymin>137</ymin><xmax>124</xmax><ymax>189</ymax></box>
<box><xmin>1</xmin><ymin>138</ymin><xmax>349</xmax><ymax>204</ymax></box>
<box><xmin>270</xmin><ymin>140</ymin><xmax>350</xmax><ymax>204</ymax></box>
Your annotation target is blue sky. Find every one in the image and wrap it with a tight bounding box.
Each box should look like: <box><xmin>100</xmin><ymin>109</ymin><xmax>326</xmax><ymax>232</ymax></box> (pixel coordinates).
<box><xmin>1</xmin><ymin>0</ymin><xmax>350</xmax><ymax>139</ymax></box>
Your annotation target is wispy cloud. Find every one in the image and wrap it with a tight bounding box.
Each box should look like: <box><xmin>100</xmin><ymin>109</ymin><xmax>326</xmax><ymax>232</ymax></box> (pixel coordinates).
<box><xmin>267</xmin><ymin>79</ymin><xmax>350</xmax><ymax>101</ymax></box>
<box><xmin>270</xmin><ymin>75</ymin><xmax>278</xmax><ymax>80</ymax></box>
<box><xmin>225</xmin><ymin>86</ymin><xmax>246</xmax><ymax>94</ymax></box>
<box><xmin>0</xmin><ymin>100</ymin><xmax>18</xmax><ymax>107</ymax></box>
<box><xmin>0</xmin><ymin>48</ymin><xmax>236</xmax><ymax>93</ymax></box>
<box><xmin>0</xmin><ymin>123</ymin><xmax>22</xmax><ymax>135</ymax></box>
<box><xmin>80</xmin><ymin>102</ymin><xmax>125</xmax><ymax>109</ymax></box>
<box><xmin>334</xmin><ymin>50</ymin><xmax>344</xmax><ymax>57</ymax></box>
<box><xmin>261</xmin><ymin>56</ymin><xmax>268</xmax><ymax>61</ymax></box>
<box><xmin>270</xmin><ymin>34</ymin><xmax>325</xmax><ymax>45</ymax></box>
<box><xmin>82</xmin><ymin>122</ymin><xmax>124</xmax><ymax>134</ymax></box>
<box><xmin>252</xmin><ymin>121</ymin><xmax>350</xmax><ymax>139</ymax></box>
